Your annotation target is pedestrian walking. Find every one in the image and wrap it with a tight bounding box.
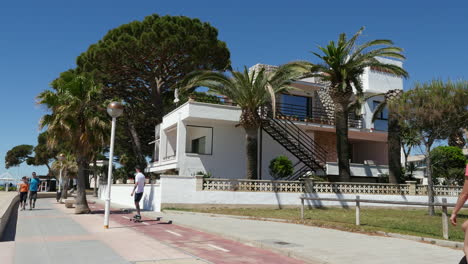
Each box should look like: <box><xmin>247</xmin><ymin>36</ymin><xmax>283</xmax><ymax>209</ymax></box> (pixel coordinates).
<box><xmin>28</xmin><ymin>172</ymin><xmax>41</xmax><ymax>210</ymax></box>
<box><xmin>450</xmin><ymin>164</ymin><xmax>468</xmax><ymax>264</ymax></box>
<box><xmin>130</xmin><ymin>167</ymin><xmax>145</xmax><ymax>221</ymax></box>
<box><xmin>18</xmin><ymin>177</ymin><xmax>29</xmax><ymax>211</ymax></box>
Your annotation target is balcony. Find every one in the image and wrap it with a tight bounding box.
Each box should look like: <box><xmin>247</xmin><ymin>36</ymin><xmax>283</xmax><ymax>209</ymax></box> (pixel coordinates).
<box><xmin>276</xmin><ymin>102</ymin><xmax>363</xmax><ymax>129</ymax></box>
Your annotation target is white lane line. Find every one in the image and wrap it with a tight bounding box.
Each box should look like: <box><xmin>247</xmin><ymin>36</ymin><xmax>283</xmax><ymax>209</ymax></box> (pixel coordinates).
<box><xmin>207</xmin><ymin>244</ymin><xmax>230</xmax><ymax>252</ymax></box>
<box><xmin>165</xmin><ymin>230</ymin><xmax>182</xmax><ymax>237</ymax></box>
<box><xmin>142</xmin><ymin>222</ymin><xmax>150</xmax><ymax>225</ymax></box>
<box><xmin>122</xmin><ymin>216</ymin><xmax>130</xmax><ymax>220</ymax></box>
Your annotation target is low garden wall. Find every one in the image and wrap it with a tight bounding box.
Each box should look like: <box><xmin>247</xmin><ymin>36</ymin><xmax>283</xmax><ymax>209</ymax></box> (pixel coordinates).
<box><xmin>99</xmin><ymin>176</ymin><xmax>462</xmax><ymax>211</ymax></box>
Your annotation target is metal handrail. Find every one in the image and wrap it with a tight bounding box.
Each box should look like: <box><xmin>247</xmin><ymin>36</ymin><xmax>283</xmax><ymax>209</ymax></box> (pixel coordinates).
<box><xmin>262</xmin><ymin>103</ymin><xmax>328</xmax><ymax>168</ymax></box>
<box><xmin>277</xmin><ymin>102</ymin><xmax>363</xmax><ymax>128</ymax></box>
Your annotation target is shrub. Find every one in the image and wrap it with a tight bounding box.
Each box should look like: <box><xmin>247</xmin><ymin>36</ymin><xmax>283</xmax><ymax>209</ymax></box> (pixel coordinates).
<box><xmin>269</xmin><ymin>156</ymin><xmax>293</xmax><ymax>179</ymax></box>
<box><xmin>430</xmin><ymin>146</ymin><xmax>467</xmax><ymax>185</ymax></box>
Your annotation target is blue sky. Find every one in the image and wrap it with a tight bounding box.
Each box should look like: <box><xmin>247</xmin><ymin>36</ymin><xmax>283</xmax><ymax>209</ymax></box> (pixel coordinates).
<box><xmin>0</xmin><ymin>0</ymin><xmax>466</xmax><ymax>177</ymax></box>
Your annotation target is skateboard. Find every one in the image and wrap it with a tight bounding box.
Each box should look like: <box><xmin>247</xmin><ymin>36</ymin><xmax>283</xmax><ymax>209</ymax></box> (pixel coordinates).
<box><xmin>130</xmin><ymin>215</ymin><xmax>142</xmax><ymax>223</ymax></box>
<box><xmin>129</xmin><ymin>215</ymin><xmax>172</xmax><ymax>224</ymax></box>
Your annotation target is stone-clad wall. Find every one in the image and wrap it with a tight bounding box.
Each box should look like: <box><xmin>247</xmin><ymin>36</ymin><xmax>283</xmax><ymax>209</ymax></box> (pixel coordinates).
<box><xmin>314</xmin><ymin>131</ymin><xmax>337</xmax><ymax>162</ymax></box>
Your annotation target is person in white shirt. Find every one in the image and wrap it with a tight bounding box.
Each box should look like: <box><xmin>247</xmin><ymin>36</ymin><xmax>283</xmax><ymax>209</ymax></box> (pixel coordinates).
<box><xmin>131</xmin><ymin>167</ymin><xmax>146</xmax><ymax>219</ymax></box>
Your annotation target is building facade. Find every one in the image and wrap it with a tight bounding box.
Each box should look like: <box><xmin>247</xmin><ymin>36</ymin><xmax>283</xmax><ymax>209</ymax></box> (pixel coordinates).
<box><xmin>146</xmin><ymin>58</ymin><xmax>404</xmax><ymax>182</ymax></box>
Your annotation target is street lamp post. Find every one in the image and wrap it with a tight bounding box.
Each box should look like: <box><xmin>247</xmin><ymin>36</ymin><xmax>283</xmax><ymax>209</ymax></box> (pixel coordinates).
<box><xmin>104</xmin><ymin>102</ymin><xmax>124</xmax><ymax>229</ymax></box>
<box><xmin>57</xmin><ymin>153</ymin><xmax>65</xmax><ymax>203</ymax></box>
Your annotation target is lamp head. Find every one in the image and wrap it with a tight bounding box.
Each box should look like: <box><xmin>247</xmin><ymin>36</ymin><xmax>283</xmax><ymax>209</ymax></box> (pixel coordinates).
<box><xmin>107</xmin><ymin>102</ymin><xmax>124</xmax><ymax>118</ymax></box>
<box><xmin>57</xmin><ymin>153</ymin><xmax>65</xmax><ymax>161</ymax></box>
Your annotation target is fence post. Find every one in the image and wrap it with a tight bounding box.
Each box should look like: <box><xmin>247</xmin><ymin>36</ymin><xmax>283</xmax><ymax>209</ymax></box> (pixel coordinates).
<box><xmin>304</xmin><ymin>179</ymin><xmax>315</xmax><ymax>193</ymax></box>
<box><xmin>442</xmin><ymin>198</ymin><xmax>449</xmax><ymax>240</ymax></box>
<box><xmin>406</xmin><ymin>181</ymin><xmax>417</xmax><ymax>195</ymax></box>
<box><xmin>301</xmin><ymin>197</ymin><xmax>304</xmax><ymax>220</ymax></box>
<box><xmin>195</xmin><ymin>175</ymin><xmax>204</xmax><ymax>191</ymax></box>
<box><xmin>355</xmin><ymin>195</ymin><xmax>360</xmax><ymax>226</ymax></box>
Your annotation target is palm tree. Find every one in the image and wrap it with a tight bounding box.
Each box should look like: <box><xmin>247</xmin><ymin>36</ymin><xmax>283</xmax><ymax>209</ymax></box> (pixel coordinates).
<box><xmin>180</xmin><ymin>65</ymin><xmax>304</xmax><ymax>179</ymax></box>
<box><xmin>52</xmin><ymin>153</ymin><xmax>78</xmax><ymax>202</ymax></box>
<box><xmin>296</xmin><ymin>27</ymin><xmax>408</xmax><ymax>181</ymax></box>
<box><xmin>38</xmin><ymin>71</ymin><xmax>109</xmax><ymax>214</ymax></box>
<box><xmin>366</xmin><ymin>89</ymin><xmax>403</xmax><ymax>183</ymax></box>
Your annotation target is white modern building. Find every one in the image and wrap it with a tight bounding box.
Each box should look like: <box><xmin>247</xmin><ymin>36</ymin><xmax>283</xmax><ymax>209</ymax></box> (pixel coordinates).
<box><xmin>146</xmin><ymin>58</ymin><xmax>404</xmax><ymax>182</ymax></box>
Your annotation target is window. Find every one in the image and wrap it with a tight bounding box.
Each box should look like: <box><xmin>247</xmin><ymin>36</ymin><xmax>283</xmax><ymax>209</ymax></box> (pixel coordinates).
<box><xmin>186</xmin><ymin>126</ymin><xmax>213</xmax><ymax>155</ymax></box>
<box><xmin>373</xmin><ymin>101</ymin><xmax>388</xmax><ymax>131</ymax></box>
<box><xmin>373</xmin><ymin>101</ymin><xmax>388</xmax><ymax>120</ymax></box>
<box><xmin>280</xmin><ymin>94</ymin><xmax>311</xmax><ymax>119</ymax></box>
<box><xmin>191</xmin><ymin>136</ymin><xmax>206</xmax><ymax>154</ymax></box>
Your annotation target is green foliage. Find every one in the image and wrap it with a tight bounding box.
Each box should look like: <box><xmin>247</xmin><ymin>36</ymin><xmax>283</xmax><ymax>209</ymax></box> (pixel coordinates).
<box><xmin>5</xmin><ymin>145</ymin><xmax>33</xmax><ymax>169</ymax></box>
<box><xmin>397</xmin><ymin>80</ymin><xmax>468</xmax><ymax>146</ymax></box>
<box><xmin>181</xmin><ymin>91</ymin><xmax>221</xmax><ymax>105</ymax></box>
<box><xmin>269</xmin><ymin>156</ymin><xmax>293</xmax><ymax>179</ymax></box>
<box><xmin>291</xmin><ymin>27</ymin><xmax>408</xmax><ymax>181</ymax></box>
<box><xmin>76</xmin><ymin>14</ymin><xmax>231</xmax><ymax>169</ymax></box>
<box><xmin>195</xmin><ymin>171</ymin><xmax>212</xmax><ymax>178</ymax></box>
<box><xmin>38</xmin><ymin>71</ymin><xmax>109</xmax><ymax>213</ymax></box>
<box><xmin>430</xmin><ymin>146</ymin><xmax>467</xmax><ymax>185</ymax></box>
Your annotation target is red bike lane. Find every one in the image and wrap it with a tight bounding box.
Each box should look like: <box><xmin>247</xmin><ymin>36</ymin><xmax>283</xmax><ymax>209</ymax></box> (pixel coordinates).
<box><xmin>90</xmin><ymin>203</ymin><xmax>306</xmax><ymax>264</ymax></box>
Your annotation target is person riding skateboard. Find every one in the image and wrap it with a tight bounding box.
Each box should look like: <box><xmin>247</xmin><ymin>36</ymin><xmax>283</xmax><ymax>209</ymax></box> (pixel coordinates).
<box><xmin>130</xmin><ymin>167</ymin><xmax>145</xmax><ymax>221</ymax></box>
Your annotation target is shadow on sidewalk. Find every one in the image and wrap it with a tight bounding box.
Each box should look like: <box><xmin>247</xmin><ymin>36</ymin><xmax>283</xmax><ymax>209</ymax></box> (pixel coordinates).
<box><xmin>1</xmin><ymin>201</ymin><xmax>18</xmax><ymax>242</ymax></box>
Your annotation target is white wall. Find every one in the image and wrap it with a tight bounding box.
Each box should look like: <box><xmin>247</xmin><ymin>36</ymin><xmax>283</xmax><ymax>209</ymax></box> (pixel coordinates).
<box><xmin>179</xmin><ymin>121</ymin><xmax>246</xmax><ymax>178</ymax></box>
<box><xmin>326</xmin><ymin>162</ymin><xmax>389</xmax><ymax>177</ymax></box>
<box><xmin>100</xmin><ymin>176</ymin><xmax>459</xmax><ymax>210</ymax></box>
<box><xmin>99</xmin><ymin>183</ymin><xmax>162</xmax><ymax>212</ymax></box>
<box><xmin>362</xmin><ymin>57</ymin><xmax>404</xmax><ymax>94</ymax></box>
<box><xmin>361</xmin><ymin>94</ymin><xmax>386</xmax><ymax>130</ymax></box>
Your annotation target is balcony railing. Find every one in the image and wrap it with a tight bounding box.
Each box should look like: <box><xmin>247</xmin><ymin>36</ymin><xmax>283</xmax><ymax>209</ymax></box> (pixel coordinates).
<box><xmin>276</xmin><ymin>102</ymin><xmax>363</xmax><ymax>129</ymax></box>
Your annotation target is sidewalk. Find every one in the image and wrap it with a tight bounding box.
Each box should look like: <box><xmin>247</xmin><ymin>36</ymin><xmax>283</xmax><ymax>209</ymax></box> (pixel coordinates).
<box><xmin>141</xmin><ymin>210</ymin><xmax>465</xmax><ymax>264</ymax></box>
<box><xmin>1</xmin><ymin>198</ymin><xmax>307</xmax><ymax>264</ymax></box>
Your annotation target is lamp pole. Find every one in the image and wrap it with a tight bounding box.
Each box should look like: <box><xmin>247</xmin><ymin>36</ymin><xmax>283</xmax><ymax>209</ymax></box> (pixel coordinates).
<box><xmin>57</xmin><ymin>153</ymin><xmax>65</xmax><ymax>203</ymax></box>
<box><xmin>104</xmin><ymin>102</ymin><xmax>124</xmax><ymax>229</ymax></box>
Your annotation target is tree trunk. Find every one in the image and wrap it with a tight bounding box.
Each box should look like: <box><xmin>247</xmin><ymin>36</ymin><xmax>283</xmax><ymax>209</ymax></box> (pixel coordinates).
<box><xmin>334</xmin><ymin>104</ymin><xmax>351</xmax><ymax>181</ymax></box>
<box><xmin>245</xmin><ymin>127</ymin><xmax>258</xmax><ymax>180</ymax></box>
<box><xmin>93</xmin><ymin>159</ymin><xmax>98</xmax><ymax>197</ymax></box>
<box><xmin>387</xmin><ymin>112</ymin><xmax>402</xmax><ymax>183</ymax></box>
<box><xmin>84</xmin><ymin>162</ymin><xmax>90</xmax><ymax>189</ymax></box>
<box><xmin>127</xmin><ymin>119</ymin><xmax>147</xmax><ymax>169</ymax></box>
<box><xmin>425</xmin><ymin>142</ymin><xmax>435</xmax><ymax>216</ymax></box>
<box><xmin>60</xmin><ymin>170</ymin><xmax>69</xmax><ymax>201</ymax></box>
<box><xmin>75</xmin><ymin>157</ymin><xmax>91</xmax><ymax>214</ymax></box>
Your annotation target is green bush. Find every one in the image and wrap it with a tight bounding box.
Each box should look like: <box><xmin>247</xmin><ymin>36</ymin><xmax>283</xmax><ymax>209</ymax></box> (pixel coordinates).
<box><xmin>430</xmin><ymin>146</ymin><xmax>467</xmax><ymax>185</ymax></box>
<box><xmin>269</xmin><ymin>156</ymin><xmax>293</xmax><ymax>179</ymax></box>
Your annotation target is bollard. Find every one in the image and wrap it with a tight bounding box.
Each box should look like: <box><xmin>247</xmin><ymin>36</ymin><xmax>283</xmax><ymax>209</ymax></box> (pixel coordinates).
<box><xmin>301</xmin><ymin>197</ymin><xmax>304</xmax><ymax>220</ymax></box>
<box><xmin>355</xmin><ymin>195</ymin><xmax>360</xmax><ymax>226</ymax></box>
<box><xmin>442</xmin><ymin>198</ymin><xmax>449</xmax><ymax>239</ymax></box>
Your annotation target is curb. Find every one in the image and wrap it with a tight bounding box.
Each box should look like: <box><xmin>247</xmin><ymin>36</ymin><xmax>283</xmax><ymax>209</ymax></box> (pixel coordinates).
<box><xmin>0</xmin><ymin>193</ymin><xmax>19</xmax><ymax>239</ymax></box>
<box><xmin>375</xmin><ymin>231</ymin><xmax>464</xmax><ymax>249</ymax></box>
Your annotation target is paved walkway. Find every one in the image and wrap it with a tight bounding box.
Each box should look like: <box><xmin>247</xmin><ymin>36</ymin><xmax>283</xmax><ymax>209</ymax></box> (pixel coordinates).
<box><xmin>0</xmin><ymin>198</ymin><xmax>306</xmax><ymax>264</ymax></box>
<box><xmin>140</xmin><ymin>210</ymin><xmax>465</xmax><ymax>264</ymax></box>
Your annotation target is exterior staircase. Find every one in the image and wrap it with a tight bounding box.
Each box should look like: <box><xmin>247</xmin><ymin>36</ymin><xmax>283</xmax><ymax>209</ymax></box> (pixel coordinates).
<box><xmin>261</xmin><ymin>106</ymin><xmax>327</xmax><ymax>178</ymax></box>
